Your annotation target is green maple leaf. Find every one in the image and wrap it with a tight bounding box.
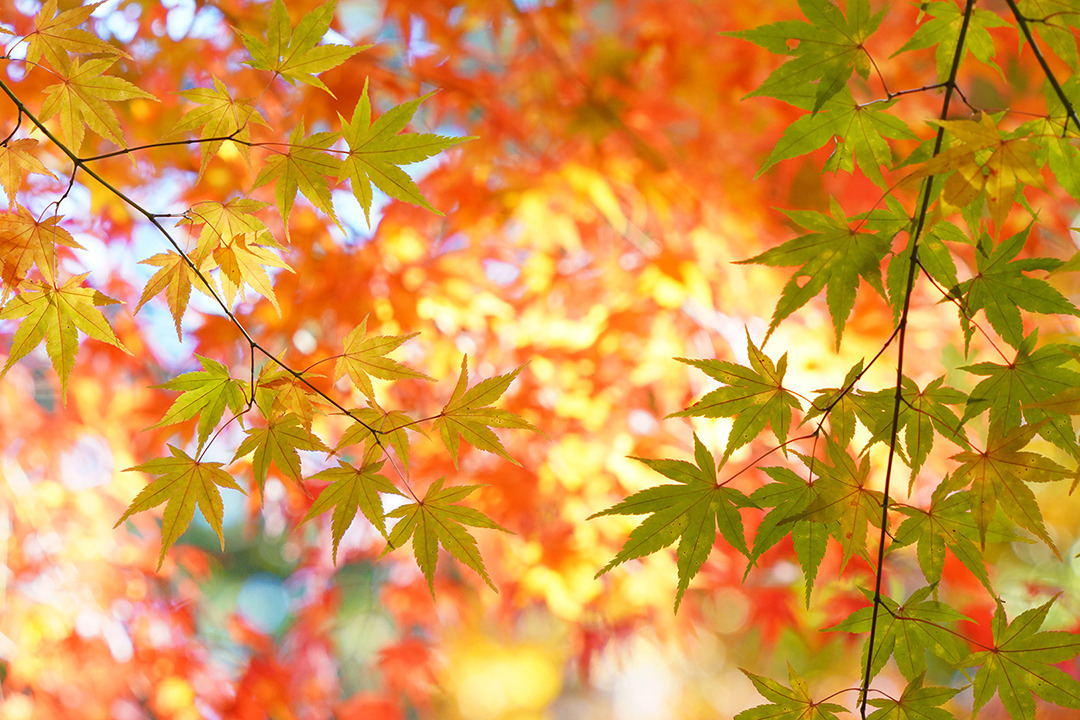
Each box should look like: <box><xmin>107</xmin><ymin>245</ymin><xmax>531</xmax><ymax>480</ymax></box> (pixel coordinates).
<box><xmin>238</xmin><ymin>0</ymin><xmax>368</xmax><ymax>94</ymax></box>
<box><xmin>826</xmin><ymin>586</ymin><xmax>968</xmax><ymax>681</ymax></box>
<box><xmin>788</xmin><ymin>443</ymin><xmax>883</xmax><ymax>570</ymax></box>
<box><xmin>433</xmin><ymin>356</ymin><xmax>538</xmax><ymax>467</ymax></box>
<box><xmin>383</xmin><ymin>478</ymin><xmax>507</xmax><ymax>593</ymax></box>
<box><xmin>957</xmin><ymin>227</ymin><xmax>1077</xmax><ymax>351</ymax></box>
<box><xmin>670</xmin><ymin>330</ymin><xmax>801</xmax><ymax>460</ymax></box>
<box><xmin>759</xmin><ymin>89</ymin><xmax>917</xmax><ymax>186</ymax></box>
<box><xmin>891</xmin><ymin>475</ymin><xmax>995</xmax><ymax>593</ymax></box>
<box><xmin>735</xmin><ymin>665</ymin><xmax>847</xmax><ymax>720</ymax></box>
<box><xmin>967</xmin><ymin>598</ymin><xmax>1080</xmax><ymax>720</ymax></box>
<box><xmin>892</xmin><ymin>1</ymin><xmax>1008</xmax><ymax>81</ymax></box>
<box><xmin>303</xmin><ymin>460</ymin><xmax>402</xmax><ymax>562</ymax></box>
<box><xmin>1019</xmin><ymin>0</ymin><xmax>1080</xmax><ymax>71</ymax></box>
<box><xmin>233</xmin><ymin>412</ymin><xmax>329</xmax><ymax>491</ymax></box>
<box><xmin>865</xmin><ymin>676</ymin><xmax>960</xmax><ymax>720</ymax></box>
<box><xmin>333</xmin><ymin>316</ymin><xmax>433</xmax><ymax>399</ymax></box>
<box><xmin>117</xmin><ymin>445</ymin><xmax>245</xmax><ymax>568</ymax></box>
<box><xmin>961</xmin><ymin>333</ymin><xmax>1080</xmax><ymax>457</ymax></box>
<box><xmin>805</xmin><ymin>359</ymin><xmax>868</xmax><ymax>450</ymax></box>
<box><xmin>747</xmin><ymin>466</ymin><xmax>828</xmax><ymax>606</ymax></box>
<box><xmin>252</xmin><ymin>121</ymin><xmax>340</xmax><ymax>233</ymax></box>
<box><xmin>952</xmin><ymin>422</ymin><xmax>1070</xmax><ymax>554</ymax></box>
<box><xmin>591</xmin><ymin>434</ymin><xmax>750</xmax><ymax>612</ymax></box>
<box><xmin>339</xmin><ymin>78</ymin><xmax>474</xmax><ymax>224</ymax></box>
<box><xmin>726</xmin><ymin>0</ymin><xmax>885</xmax><ymax>112</ymax></box>
<box><xmin>848</xmin><ymin>376</ymin><xmax>968</xmax><ymax>483</ymax></box>
<box><xmin>0</xmin><ymin>274</ymin><xmax>128</xmax><ymax>399</ymax></box>
<box><xmin>737</xmin><ymin>199</ymin><xmax>891</xmax><ymax>346</ymax></box>
<box><xmin>151</xmin><ymin>355</ymin><xmax>246</xmax><ymax>449</ymax></box>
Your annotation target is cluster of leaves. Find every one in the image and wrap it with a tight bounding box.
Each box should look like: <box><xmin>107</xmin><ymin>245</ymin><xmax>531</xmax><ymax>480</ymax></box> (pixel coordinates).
<box><xmin>595</xmin><ymin>0</ymin><xmax>1080</xmax><ymax>717</ymax></box>
<box><xmin>0</xmin><ymin>0</ymin><xmax>537</xmax><ymax>591</ymax></box>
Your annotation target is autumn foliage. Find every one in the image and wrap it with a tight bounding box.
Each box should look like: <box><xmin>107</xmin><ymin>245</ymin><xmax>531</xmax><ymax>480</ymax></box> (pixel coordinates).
<box><xmin>3</xmin><ymin>0</ymin><xmax>1080</xmax><ymax>718</ymax></box>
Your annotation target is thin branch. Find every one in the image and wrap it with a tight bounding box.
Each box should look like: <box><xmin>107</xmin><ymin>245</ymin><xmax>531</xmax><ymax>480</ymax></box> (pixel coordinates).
<box><xmin>859</xmin><ymin>1</ymin><xmax>977</xmax><ymax>717</ymax></box>
<box><xmin>1003</xmin><ymin>0</ymin><xmax>1080</xmax><ymax>135</ymax></box>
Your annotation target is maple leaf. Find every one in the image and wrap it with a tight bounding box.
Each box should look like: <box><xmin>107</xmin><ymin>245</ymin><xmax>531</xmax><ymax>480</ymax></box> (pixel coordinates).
<box><xmin>826</xmin><ymin>586</ymin><xmax>968</xmax><ymax>681</ymax></box>
<box><xmin>116</xmin><ymin>445</ymin><xmax>245</xmax><ymax>569</ymax></box>
<box><xmin>233</xmin><ymin>412</ymin><xmax>329</xmax><ymax>492</ymax></box>
<box><xmin>151</xmin><ymin>355</ymin><xmax>247</xmax><ymax>450</ymax></box>
<box><xmin>133</xmin><ymin>251</ymin><xmax>202</xmax><ymax>339</ymax></box>
<box><xmin>383</xmin><ymin>478</ymin><xmax>507</xmax><ymax>593</ymax></box>
<box><xmin>788</xmin><ymin>444</ymin><xmax>884</xmax><ymax>570</ymax></box>
<box><xmin>183</xmin><ymin>199</ymin><xmax>274</xmax><ymax>264</ymax></box>
<box><xmin>670</xmin><ymin>330</ymin><xmax>801</xmax><ymax>460</ymax></box>
<box><xmin>735</xmin><ymin>666</ymin><xmax>847</xmax><ymax>720</ymax></box>
<box><xmin>213</xmin><ymin>232</ymin><xmax>292</xmax><ymax>314</ymax></box>
<box><xmin>238</xmin><ymin>0</ymin><xmax>367</xmax><ymax>93</ymax></box>
<box><xmin>0</xmin><ymin>274</ymin><xmax>127</xmax><ymax>398</ymax></box>
<box><xmin>591</xmin><ymin>434</ymin><xmax>750</xmax><ymax>612</ymax></box>
<box><xmin>39</xmin><ymin>57</ymin><xmax>157</xmax><ymax>152</ymax></box>
<box><xmin>0</xmin><ymin>140</ymin><xmax>57</xmax><ymax>208</ymax></box>
<box><xmin>903</xmin><ymin>115</ymin><xmax>1044</xmax><ymax>232</ymax></box>
<box><xmin>892</xmin><ymin>1</ymin><xmax>1009</xmax><ymax>81</ymax></box>
<box><xmin>961</xmin><ymin>334</ymin><xmax>1080</xmax><ymax>457</ymax></box>
<box><xmin>748</xmin><ymin>466</ymin><xmax>829</xmax><ymax>606</ymax></box>
<box><xmin>333</xmin><ymin>316</ymin><xmax>433</xmax><ymax>399</ymax></box>
<box><xmin>864</xmin><ymin>676</ymin><xmax>960</xmax><ymax>720</ymax></box>
<box><xmin>966</xmin><ymin>598</ymin><xmax>1080</xmax><ymax>720</ymax></box>
<box><xmin>0</xmin><ymin>205</ymin><xmax>81</xmax><ymax>285</ymax></box>
<box><xmin>433</xmin><ymin>356</ymin><xmax>538</xmax><ymax>467</ymax></box>
<box><xmin>24</xmin><ymin>0</ymin><xmax>125</xmax><ymax>71</ymax></box>
<box><xmin>891</xmin><ymin>475</ymin><xmax>995</xmax><ymax>593</ymax></box>
<box><xmin>727</xmin><ymin>0</ymin><xmax>885</xmax><ymax>112</ymax></box>
<box><xmin>1018</xmin><ymin>0</ymin><xmax>1080</xmax><ymax>72</ymax></box>
<box><xmin>956</xmin><ymin>227</ymin><xmax>1077</xmax><ymax>350</ymax></box>
<box><xmin>336</xmin><ymin>403</ymin><xmax>418</xmax><ymax>472</ymax></box>
<box><xmin>253</xmin><ymin>363</ymin><xmax>325</xmax><ymax>428</ymax></box>
<box><xmin>171</xmin><ymin>77</ymin><xmax>268</xmax><ymax>181</ymax></box>
<box><xmin>952</xmin><ymin>422</ymin><xmax>1070</xmax><ymax>554</ymax></box>
<box><xmin>252</xmin><ymin>121</ymin><xmax>340</xmax><ymax>232</ymax></box>
<box><xmin>303</xmin><ymin>460</ymin><xmax>402</xmax><ymax>562</ymax></box>
<box><xmin>737</xmin><ymin>199</ymin><xmax>891</xmax><ymax>346</ymax></box>
<box><xmin>759</xmin><ymin>89</ymin><xmax>917</xmax><ymax>186</ymax></box>
<box><xmin>339</xmin><ymin>78</ymin><xmax>474</xmax><ymax>224</ymax></box>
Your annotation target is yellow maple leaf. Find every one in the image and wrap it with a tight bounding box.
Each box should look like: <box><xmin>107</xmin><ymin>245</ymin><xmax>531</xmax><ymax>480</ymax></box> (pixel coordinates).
<box><xmin>24</xmin><ymin>0</ymin><xmax>125</xmax><ymax>71</ymax></box>
<box><xmin>171</xmin><ymin>76</ymin><xmax>267</xmax><ymax>181</ymax></box>
<box><xmin>904</xmin><ymin>114</ymin><xmax>1044</xmax><ymax>232</ymax></box>
<box><xmin>134</xmin><ymin>251</ymin><xmax>203</xmax><ymax>339</ymax></box>
<box><xmin>117</xmin><ymin>445</ymin><xmax>245</xmax><ymax>568</ymax></box>
<box><xmin>183</xmin><ymin>198</ymin><xmax>274</xmax><ymax>262</ymax></box>
<box><xmin>0</xmin><ymin>205</ymin><xmax>81</xmax><ymax>286</ymax></box>
<box><xmin>213</xmin><ymin>232</ymin><xmax>292</xmax><ymax>314</ymax></box>
<box><xmin>39</xmin><ymin>57</ymin><xmax>157</xmax><ymax>151</ymax></box>
<box><xmin>0</xmin><ymin>273</ymin><xmax>128</xmax><ymax>398</ymax></box>
<box><xmin>0</xmin><ymin>139</ymin><xmax>57</xmax><ymax>207</ymax></box>
<box><xmin>252</xmin><ymin>121</ymin><xmax>340</xmax><ymax>233</ymax></box>
<box><xmin>237</xmin><ymin>0</ymin><xmax>368</xmax><ymax>95</ymax></box>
